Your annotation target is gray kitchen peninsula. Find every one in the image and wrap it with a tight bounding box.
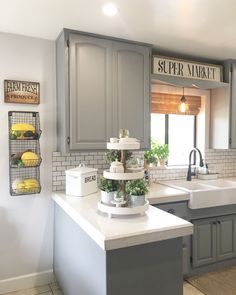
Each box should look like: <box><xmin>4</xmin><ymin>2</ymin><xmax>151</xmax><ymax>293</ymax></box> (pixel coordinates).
<box><xmin>52</xmin><ymin>192</ymin><xmax>193</xmax><ymax>295</ymax></box>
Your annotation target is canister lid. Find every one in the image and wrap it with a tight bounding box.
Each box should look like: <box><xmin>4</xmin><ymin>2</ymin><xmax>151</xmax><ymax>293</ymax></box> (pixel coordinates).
<box><xmin>66</xmin><ymin>164</ymin><xmax>98</xmax><ymax>176</ymax></box>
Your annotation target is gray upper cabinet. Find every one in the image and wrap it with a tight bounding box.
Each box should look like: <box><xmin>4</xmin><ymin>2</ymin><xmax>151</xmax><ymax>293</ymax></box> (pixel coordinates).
<box><xmin>56</xmin><ymin>29</ymin><xmax>151</xmax><ymax>152</ymax></box>
<box><xmin>112</xmin><ymin>42</ymin><xmax>150</xmax><ymax>149</ymax></box>
<box><xmin>229</xmin><ymin>63</ymin><xmax>236</xmax><ymax>148</ymax></box>
<box><xmin>69</xmin><ymin>34</ymin><xmax>112</xmax><ymax>150</ymax></box>
<box><xmin>212</xmin><ymin>60</ymin><xmax>236</xmax><ymax>149</ymax></box>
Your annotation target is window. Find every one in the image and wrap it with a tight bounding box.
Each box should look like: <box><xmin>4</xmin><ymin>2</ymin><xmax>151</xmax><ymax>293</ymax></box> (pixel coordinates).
<box><xmin>151</xmin><ymin>91</ymin><xmax>201</xmax><ymax>166</ymax></box>
<box><xmin>151</xmin><ymin>113</ymin><xmax>196</xmax><ymax>166</ymax></box>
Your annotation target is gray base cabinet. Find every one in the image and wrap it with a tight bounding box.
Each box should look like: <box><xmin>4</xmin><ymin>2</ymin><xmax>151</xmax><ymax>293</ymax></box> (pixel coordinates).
<box><xmin>56</xmin><ymin>29</ymin><xmax>151</xmax><ymax>152</ymax></box>
<box><xmin>54</xmin><ymin>204</ymin><xmax>183</xmax><ymax>295</ymax></box>
<box><xmin>192</xmin><ymin>215</ymin><xmax>236</xmax><ymax>268</ymax></box>
<box><xmin>154</xmin><ymin>201</ymin><xmax>190</xmax><ymax>276</ymax></box>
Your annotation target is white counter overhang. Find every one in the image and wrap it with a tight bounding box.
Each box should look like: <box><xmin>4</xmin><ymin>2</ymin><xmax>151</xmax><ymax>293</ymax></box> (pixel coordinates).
<box><xmin>52</xmin><ymin>191</ymin><xmax>193</xmax><ymax>251</ymax></box>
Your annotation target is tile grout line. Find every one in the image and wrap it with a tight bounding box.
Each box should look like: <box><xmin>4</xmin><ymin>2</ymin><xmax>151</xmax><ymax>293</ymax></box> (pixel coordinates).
<box><xmin>48</xmin><ymin>284</ymin><xmax>54</xmax><ymax>295</ymax></box>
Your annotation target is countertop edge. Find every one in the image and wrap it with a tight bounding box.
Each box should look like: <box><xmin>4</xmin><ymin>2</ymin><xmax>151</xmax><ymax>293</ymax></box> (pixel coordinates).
<box><xmin>52</xmin><ymin>193</ymin><xmax>106</xmax><ymax>250</ymax></box>
<box><xmin>52</xmin><ymin>192</ymin><xmax>193</xmax><ymax>251</ymax></box>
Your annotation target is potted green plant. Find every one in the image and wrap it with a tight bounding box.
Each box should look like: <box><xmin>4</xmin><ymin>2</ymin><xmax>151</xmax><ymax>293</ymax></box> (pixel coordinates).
<box><xmin>156</xmin><ymin>144</ymin><xmax>169</xmax><ymax>166</ymax></box>
<box><xmin>98</xmin><ymin>176</ymin><xmax>119</xmax><ymax>205</ymax></box>
<box><xmin>144</xmin><ymin>139</ymin><xmax>158</xmax><ymax>167</ymax></box>
<box><xmin>144</xmin><ymin>149</ymin><xmax>157</xmax><ymax>166</ymax></box>
<box><xmin>125</xmin><ymin>179</ymin><xmax>149</xmax><ymax>207</ymax></box>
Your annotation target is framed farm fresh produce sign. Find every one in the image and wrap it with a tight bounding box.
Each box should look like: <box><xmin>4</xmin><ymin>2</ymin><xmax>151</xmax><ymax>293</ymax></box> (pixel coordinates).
<box><xmin>4</xmin><ymin>80</ymin><xmax>40</xmax><ymax>104</ymax></box>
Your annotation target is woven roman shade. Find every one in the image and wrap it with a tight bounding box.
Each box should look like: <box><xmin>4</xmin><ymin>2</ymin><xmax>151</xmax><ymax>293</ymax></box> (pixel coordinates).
<box><xmin>152</xmin><ymin>92</ymin><xmax>201</xmax><ymax>115</ymax></box>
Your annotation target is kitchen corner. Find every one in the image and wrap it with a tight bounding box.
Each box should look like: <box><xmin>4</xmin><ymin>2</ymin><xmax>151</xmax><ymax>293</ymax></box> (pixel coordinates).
<box><xmin>52</xmin><ymin>184</ymin><xmax>193</xmax><ymax>295</ymax></box>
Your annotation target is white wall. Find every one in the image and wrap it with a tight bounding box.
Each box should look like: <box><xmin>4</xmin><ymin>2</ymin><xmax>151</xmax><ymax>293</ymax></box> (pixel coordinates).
<box><xmin>0</xmin><ymin>32</ymin><xmax>56</xmax><ymax>293</ymax></box>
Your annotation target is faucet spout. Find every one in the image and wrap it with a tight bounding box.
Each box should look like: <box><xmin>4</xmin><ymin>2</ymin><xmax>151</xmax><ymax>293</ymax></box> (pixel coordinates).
<box><xmin>186</xmin><ymin>148</ymin><xmax>204</xmax><ymax>181</ymax></box>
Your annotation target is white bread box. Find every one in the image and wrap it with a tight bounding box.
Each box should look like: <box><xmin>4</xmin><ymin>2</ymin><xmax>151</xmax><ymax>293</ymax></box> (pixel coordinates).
<box><xmin>66</xmin><ymin>165</ymin><xmax>98</xmax><ymax>197</ymax></box>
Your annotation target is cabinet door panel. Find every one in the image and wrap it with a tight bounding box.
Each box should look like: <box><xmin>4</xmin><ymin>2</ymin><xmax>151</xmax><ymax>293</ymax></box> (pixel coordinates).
<box><xmin>230</xmin><ymin>63</ymin><xmax>236</xmax><ymax>148</ymax></box>
<box><xmin>113</xmin><ymin>42</ymin><xmax>150</xmax><ymax>148</ymax></box>
<box><xmin>217</xmin><ymin>215</ymin><xmax>236</xmax><ymax>261</ymax></box>
<box><xmin>192</xmin><ymin>218</ymin><xmax>217</xmax><ymax>267</ymax></box>
<box><xmin>69</xmin><ymin>34</ymin><xmax>112</xmax><ymax>150</ymax></box>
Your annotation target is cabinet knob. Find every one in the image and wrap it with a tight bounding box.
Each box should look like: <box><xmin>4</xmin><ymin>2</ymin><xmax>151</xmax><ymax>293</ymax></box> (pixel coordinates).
<box><xmin>168</xmin><ymin>208</ymin><xmax>175</xmax><ymax>215</ymax></box>
<box><xmin>212</xmin><ymin>221</ymin><xmax>217</xmax><ymax>225</ymax></box>
<box><xmin>217</xmin><ymin>220</ymin><xmax>221</xmax><ymax>224</ymax></box>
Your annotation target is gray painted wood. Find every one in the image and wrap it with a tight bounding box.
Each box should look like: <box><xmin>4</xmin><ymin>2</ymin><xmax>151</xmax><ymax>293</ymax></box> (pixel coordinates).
<box><xmin>56</xmin><ymin>32</ymin><xmax>70</xmax><ymax>152</ymax></box>
<box><xmin>210</xmin><ymin>87</ymin><xmax>230</xmax><ymax>149</ymax></box>
<box><xmin>56</xmin><ymin>29</ymin><xmax>151</xmax><ymax>152</ymax></box>
<box><xmin>112</xmin><ymin>41</ymin><xmax>151</xmax><ymax>149</ymax></box>
<box><xmin>151</xmin><ymin>73</ymin><xmax>229</xmax><ymax>89</ymax></box>
<box><xmin>106</xmin><ymin>238</ymin><xmax>183</xmax><ymax>295</ymax></box>
<box><xmin>153</xmin><ymin>201</ymin><xmax>236</xmax><ymax>277</ymax></box>
<box><xmin>216</xmin><ymin>214</ymin><xmax>236</xmax><ymax>261</ymax></box>
<box><xmin>155</xmin><ymin>201</ymin><xmax>190</xmax><ymax>276</ymax></box>
<box><xmin>69</xmin><ymin>34</ymin><xmax>113</xmax><ymax>150</ymax></box>
<box><xmin>192</xmin><ymin>217</ymin><xmax>217</xmax><ymax>267</ymax></box>
<box><xmin>189</xmin><ymin>203</ymin><xmax>236</xmax><ymax>220</ymax></box>
<box><xmin>54</xmin><ymin>204</ymin><xmax>107</xmax><ymax>295</ymax></box>
<box><xmin>54</xmin><ymin>203</ymin><xmax>184</xmax><ymax>295</ymax></box>
<box><xmin>230</xmin><ymin>63</ymin><xmax>236</xmax><ymax>148</ymax></box>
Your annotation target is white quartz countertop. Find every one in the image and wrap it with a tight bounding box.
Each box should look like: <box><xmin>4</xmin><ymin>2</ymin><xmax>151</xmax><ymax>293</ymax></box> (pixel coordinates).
<box><xmin>52</xmin><ymin>191</ymin><xmax>193</xmax><ymax>251</ymax></box>
<box><xmin>147</xmin><ymin>182</ymin><xmax>190</xmax><ymax>204</ymax></box>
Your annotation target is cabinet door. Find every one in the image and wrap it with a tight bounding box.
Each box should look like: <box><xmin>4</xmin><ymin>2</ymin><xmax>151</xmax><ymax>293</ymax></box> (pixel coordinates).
<box><xmin>217</xmin><ymin>215</ymin><xmax>236</xmax><ymax>261</ymax></box>
<box><xmin>230</xmin><ymin>63</ymin><xmax>236</xmax><ymax>148</ymax></box>
<box><xmin>192</xmin><ymin>218</ymin><xmax>217</xmax><ymax>268</ymax></box>
<box><xmin>69</xmin><ymin>34</ymin><xmax>112</xmax><ymax>150</ymax></box>
<box><xmin>112</xmin><ymin>41</ymin><xmax>151</xmax><ymax>149</ymax></box>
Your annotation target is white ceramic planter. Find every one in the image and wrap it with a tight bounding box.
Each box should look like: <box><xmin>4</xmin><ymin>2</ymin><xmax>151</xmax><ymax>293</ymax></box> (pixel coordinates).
<box><xmin>128</xmin><ymin>194</ymin><xmax>146</xmax><ymax>207</ymax></box>
<box><xmin>101</xmin><ymin>190</ymin><xmax>116</xmax><ymax>205</ymax></box>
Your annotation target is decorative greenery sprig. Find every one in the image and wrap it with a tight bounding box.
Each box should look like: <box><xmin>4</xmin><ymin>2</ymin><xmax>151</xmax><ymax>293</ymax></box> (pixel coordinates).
<box><xmin>106</xmin><ymin>150</ymin><xmax>132</xmax><ymax>163</ymax></box>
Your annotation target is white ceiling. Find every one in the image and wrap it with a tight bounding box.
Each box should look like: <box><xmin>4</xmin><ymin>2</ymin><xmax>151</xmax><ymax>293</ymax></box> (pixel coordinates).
<box><xmin>1</xmin><ymin>0</ymin><xmax>236</xmax><ymax>61</ymax></box>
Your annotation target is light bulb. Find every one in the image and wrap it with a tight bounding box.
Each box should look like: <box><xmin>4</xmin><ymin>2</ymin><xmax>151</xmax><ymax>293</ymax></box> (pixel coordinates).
<box><xmin>180</xmin><ymin>102</ymin><xmax>187</xmax><ymax>113</ymax></box>
<box><xmin>179</xmin><ymin>92</ymin><xmax>187</xmax><ymax>113</ymax></box>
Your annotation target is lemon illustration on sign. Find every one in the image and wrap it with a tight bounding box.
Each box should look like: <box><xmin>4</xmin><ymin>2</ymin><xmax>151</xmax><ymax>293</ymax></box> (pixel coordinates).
<box><xmin>21</xmin><ymin>151</ymin><xmax>39</xmax><ymax>166</ymax></box>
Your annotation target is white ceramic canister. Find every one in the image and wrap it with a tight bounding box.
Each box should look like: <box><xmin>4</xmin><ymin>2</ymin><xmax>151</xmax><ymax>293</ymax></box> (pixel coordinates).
<box><xmin>110</xmin><ymin>159</ymin><xmax>124</xmax><ymax>173</ymax></box>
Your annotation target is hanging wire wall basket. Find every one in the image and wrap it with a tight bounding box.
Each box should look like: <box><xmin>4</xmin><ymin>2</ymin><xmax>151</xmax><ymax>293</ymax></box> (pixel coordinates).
<box><xmin>8</xmin><ymin>111</ymin><xmax>42</xmax><ymax>196</ymax></box>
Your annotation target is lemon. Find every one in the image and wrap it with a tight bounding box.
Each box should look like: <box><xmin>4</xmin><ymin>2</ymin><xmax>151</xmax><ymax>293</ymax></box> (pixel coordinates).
<box><xmin>11</xmin><ymin>123</ymin><xmax>35</xmax><ymax>132</ymax></box>
<box><xmin>21</xmin><ymin>152</ymin><xmax>39</xmax><ymax>167</ymax></box>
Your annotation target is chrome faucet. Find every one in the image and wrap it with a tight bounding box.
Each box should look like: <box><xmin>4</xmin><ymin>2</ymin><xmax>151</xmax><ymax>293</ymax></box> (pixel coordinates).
<box><xmin>187</xmin><ymin>148</ymin><xmax>204</xmax><ymax>181</ymax></box>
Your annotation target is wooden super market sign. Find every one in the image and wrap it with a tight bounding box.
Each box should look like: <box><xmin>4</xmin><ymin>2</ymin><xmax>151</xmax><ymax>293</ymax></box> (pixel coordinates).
<box><xmin>153</xmin><ymin>56</ymin><xmax>223</xmax><ymax>82</ymax></box>
<box><xmin>4</xmin><ymin>80</ymin><xmax>40</xmax><ymax>104</ymax></box>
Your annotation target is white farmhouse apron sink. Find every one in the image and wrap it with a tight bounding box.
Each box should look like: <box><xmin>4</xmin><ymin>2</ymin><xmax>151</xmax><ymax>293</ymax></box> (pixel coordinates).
<box><xmin>160</xmin><ymin>179</ymin><xmax>236</xmax><ymax>209</ymax></box>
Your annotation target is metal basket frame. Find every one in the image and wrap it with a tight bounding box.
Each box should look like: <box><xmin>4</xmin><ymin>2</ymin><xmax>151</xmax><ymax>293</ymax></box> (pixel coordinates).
<box><xmin>8</xmin><ymin>111</ymin><xmax>42</xmax><ymax>196</ymax></box>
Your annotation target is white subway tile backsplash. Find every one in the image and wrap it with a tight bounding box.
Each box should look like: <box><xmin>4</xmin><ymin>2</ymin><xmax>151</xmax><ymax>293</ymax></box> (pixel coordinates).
<box><xmin>52</xmin><ymin>149</ymin><xmax>236</xmax><ymax>191</ymax></box>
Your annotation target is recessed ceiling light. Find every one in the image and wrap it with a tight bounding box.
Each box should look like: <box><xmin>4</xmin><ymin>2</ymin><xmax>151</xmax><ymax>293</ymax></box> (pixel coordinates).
<box><xmin>102</xmin><ymin>3</ymin><xmax>118</xmax><ymax>16</ymax></box>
